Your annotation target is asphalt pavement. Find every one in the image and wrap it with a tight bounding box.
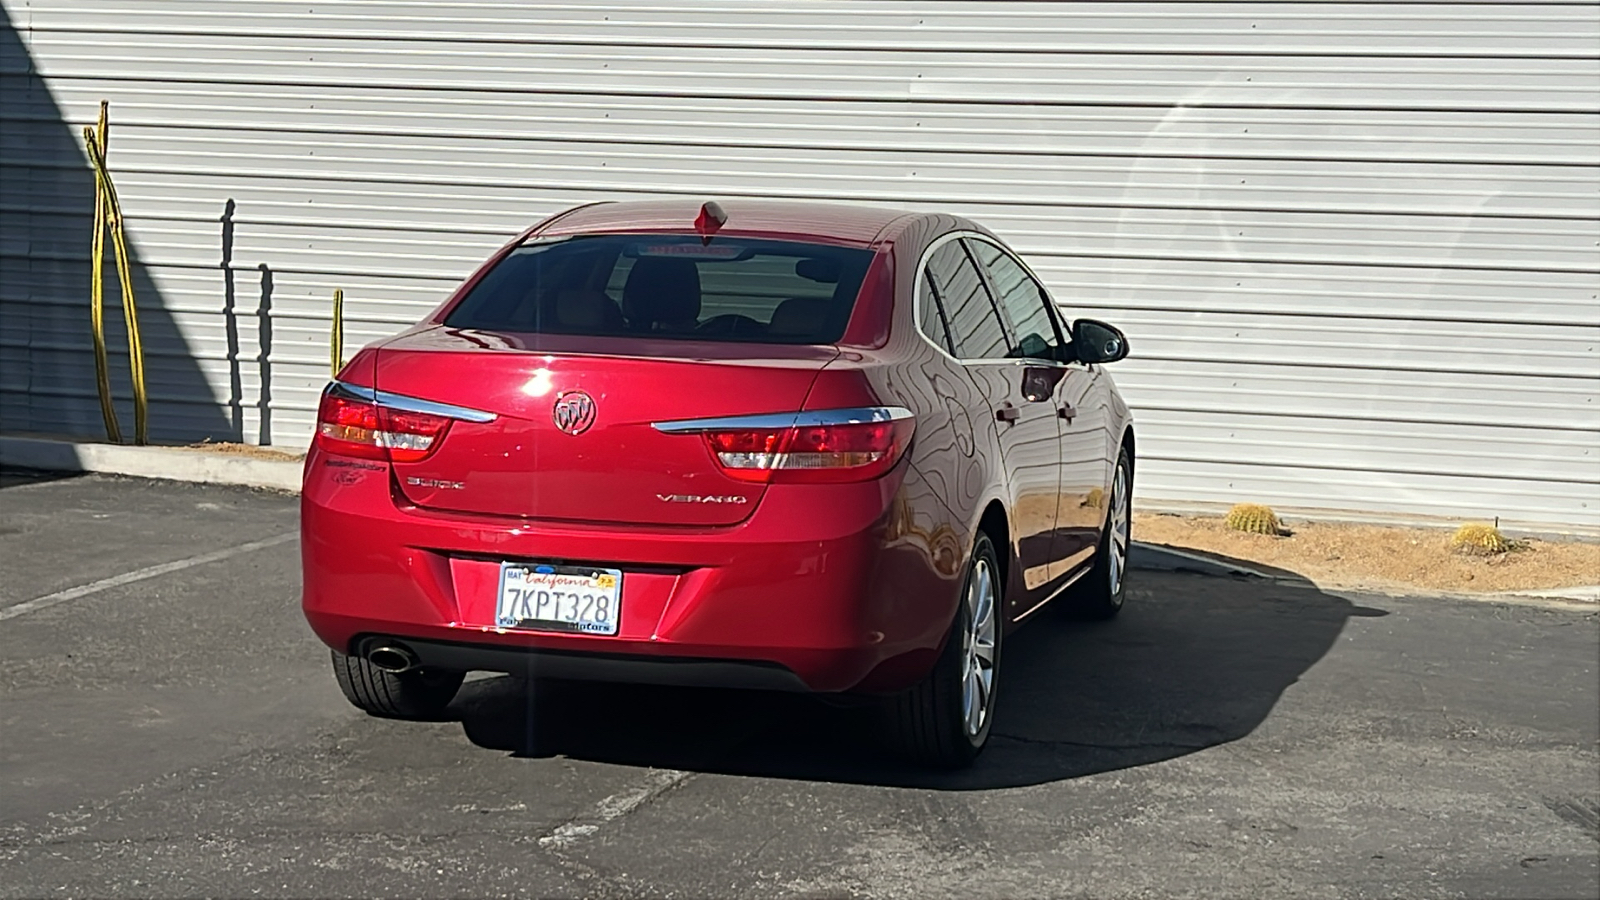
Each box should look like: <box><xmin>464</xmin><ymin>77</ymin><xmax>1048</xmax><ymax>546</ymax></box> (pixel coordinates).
<box><xmin>1</xmin><ymin>470</ymin><xmax>1596</xmax><ymax>899</ymax></box>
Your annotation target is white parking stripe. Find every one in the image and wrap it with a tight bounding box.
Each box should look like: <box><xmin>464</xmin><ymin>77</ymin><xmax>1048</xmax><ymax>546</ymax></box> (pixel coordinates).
<box><xmin>0</xmin><ymin>532</ymin><xmax>297</xmax><ymax>622</ymax></box>
<box><xmin>537</xmin><ymin>768</ymin><xmax>693</xmax><ymax>849</ymax></box>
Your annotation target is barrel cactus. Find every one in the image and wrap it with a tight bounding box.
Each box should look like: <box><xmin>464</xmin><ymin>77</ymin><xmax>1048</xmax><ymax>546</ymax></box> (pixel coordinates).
<box><xmin>1449</xmin><ymin>522</ymin><xmax>1511</xmax><ymax>556</ymax></box>
<box><xmin>1225</xmin><ymin>503</ymin><xmax>1283</xmax><ymax>536</ymax></box>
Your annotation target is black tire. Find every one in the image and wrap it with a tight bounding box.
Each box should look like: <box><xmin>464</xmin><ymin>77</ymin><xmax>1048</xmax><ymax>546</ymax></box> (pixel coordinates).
<box><xmin>331</xmin><ymin>650</ymin><xmax>465</xmax><ymax>719</ymax></box>
<box><xmin>1063</xmin><ymin>446</ymin><xmax>1133</xmax><ymax>620</ymax></box>
<box><xmin>886</xmin><ymin>533</ymin><xmax>1003</xmax><ymax>769</ymax></box>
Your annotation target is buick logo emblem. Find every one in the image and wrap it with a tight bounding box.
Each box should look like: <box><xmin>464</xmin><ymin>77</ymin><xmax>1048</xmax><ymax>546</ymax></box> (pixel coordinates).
<box><xmin>552</xmin><ymin>390</ymin><xmax>597</xmax><ymax>436</ymax></box>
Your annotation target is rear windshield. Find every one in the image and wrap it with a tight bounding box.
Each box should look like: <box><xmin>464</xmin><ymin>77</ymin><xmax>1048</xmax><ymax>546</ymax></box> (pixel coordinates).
<box><xmin>443</xmin><ymin>234</ymin><xmax>875</xmax><ymax>344</ymax></box>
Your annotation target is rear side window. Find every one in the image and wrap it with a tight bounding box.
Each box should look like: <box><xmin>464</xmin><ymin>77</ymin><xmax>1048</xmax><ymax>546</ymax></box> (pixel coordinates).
<box><xmin>924</xmin><ymin>240</ymin><xmax>1008</xmax><ymax>359</ymax></box>
<box><xmin>444</xmin><ymin>235</ymin><xmax>874</xmax><ymax>344</ymax></box>
<box><xmin>967</xmin><ymin>238</ymin><xmax>1064</xmax><ymax>360</ymax></box>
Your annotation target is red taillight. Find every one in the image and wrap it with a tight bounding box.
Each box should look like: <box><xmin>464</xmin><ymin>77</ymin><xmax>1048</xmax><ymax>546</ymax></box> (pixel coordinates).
<box><xmin>703</xmin><ymin>415</ymin><xmax>915</xmax><ymax>484</ymax></box>
<box><xmin>315</xmin><ymin>390</ymin><xmax>451</xmax><ymax>464</ymax></box>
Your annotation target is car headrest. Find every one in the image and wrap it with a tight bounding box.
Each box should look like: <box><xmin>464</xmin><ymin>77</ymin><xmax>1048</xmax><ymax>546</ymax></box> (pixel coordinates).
<box><xmin>795</xmin><ymin>257</ymin><xmax>841</xmax><ymax>284</ymax></box>
<box><xmin>554</xmin><ymin>289</ymin><xmax>624</xmax><ymax>331</ymax></box>
<box><xmin>623</xmin><ymin>257</ymin><xmax>702</xmax><ymax>329</ymax></box>
<box><xmin>767</xmin><ymin>296</ymin><xmax>832</xmax><ymax>338</ymax></box>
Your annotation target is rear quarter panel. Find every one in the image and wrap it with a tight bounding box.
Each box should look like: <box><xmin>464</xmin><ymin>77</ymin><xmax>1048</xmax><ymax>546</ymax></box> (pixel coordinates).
<box><xmin>851</xmin><ymin>215</ymin><xmax>1014</xmax><ymax>640</ymax></box>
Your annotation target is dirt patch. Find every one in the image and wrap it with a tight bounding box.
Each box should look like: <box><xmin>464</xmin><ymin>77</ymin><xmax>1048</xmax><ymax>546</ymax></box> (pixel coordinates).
<box><xmin>181</xmin><ymin>441</ymin><xmax>304</xmax><ymax>463</ymax></box>
<box><xmin>1134</xmin><ymin>512</ymin><xmax>1600</xmax><ymax>596</ymax></box>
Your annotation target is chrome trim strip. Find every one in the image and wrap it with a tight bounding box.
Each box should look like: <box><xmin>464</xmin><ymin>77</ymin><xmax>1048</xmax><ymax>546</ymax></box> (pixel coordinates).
<box><xmin>652</xmin><ymin>406</ymin><xmax>913</xmax><ymax>434</ymax></box>
<box><xmin>1011</xmin><ymin>564</ymin><xmax>1093</xmax><ymax>624</ymax></box>
<box><xmin>328</xmin><ymin>381</ymin><xmax>498</xmax><ymax>424</ymax></box>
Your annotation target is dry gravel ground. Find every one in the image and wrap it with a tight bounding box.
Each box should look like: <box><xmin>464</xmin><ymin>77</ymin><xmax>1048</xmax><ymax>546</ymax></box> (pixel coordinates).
<box><xmin>182</xmin><ymin>440</ymin><xmax>304</xmax><ymax>462</ymax></box>
<box><xmin>1135</xmin><ymin>512</ymin><xmax>1600</xmax><ymax>595</ymax></box>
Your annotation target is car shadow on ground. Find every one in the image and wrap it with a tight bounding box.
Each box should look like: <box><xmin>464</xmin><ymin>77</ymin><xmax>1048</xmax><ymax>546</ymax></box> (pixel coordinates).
<box><xmin>0</xmin><ymin>468</ymin><xmax>84</xmax><ymax>490</ymax></box>
<box><xmin>450</xmin><ymin>564</ymin><xmax>1387</xmax><ymax>790</ymax></box>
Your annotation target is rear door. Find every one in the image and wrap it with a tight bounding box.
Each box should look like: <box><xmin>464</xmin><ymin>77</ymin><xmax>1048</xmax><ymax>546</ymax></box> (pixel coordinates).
<box><xmin>923</xmin><ymin>238</ymin><xmax>1062</xmax><ymax>616</ymax></box>
<box><xmin>966</xmin><ymin>237</ymin><xmax>1103</xmax><ymax>581</ymax></box>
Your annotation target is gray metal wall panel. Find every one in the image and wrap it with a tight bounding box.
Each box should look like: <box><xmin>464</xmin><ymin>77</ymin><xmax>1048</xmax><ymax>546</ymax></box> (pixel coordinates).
<box><xmin>1</xmin><ymin>0</ymin><xmax>1596</xmax><ymax>527</ymax></box>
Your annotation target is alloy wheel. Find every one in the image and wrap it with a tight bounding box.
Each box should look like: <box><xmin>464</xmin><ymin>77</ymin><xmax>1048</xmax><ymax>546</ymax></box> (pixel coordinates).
<box><xmin>960</xmin><ymin>556</ymin><xmax>998</xmax><ymax>737</ymax></box>
<box><xmin>1108</xmin><ymin>461</ymin><xmax>1131</xmax><ymax>597</ymax></box>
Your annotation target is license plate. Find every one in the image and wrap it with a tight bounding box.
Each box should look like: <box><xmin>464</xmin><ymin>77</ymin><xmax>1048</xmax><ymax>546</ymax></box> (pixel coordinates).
<box><xmin>495</xmin><ymin>563</ymin><xmax>621</xmax><ymax>635</ymax></box>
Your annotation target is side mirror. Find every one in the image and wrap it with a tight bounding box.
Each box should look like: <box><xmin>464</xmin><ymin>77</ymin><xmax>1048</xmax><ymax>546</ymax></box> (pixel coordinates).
<box><xmin>1071</xmin><ymin>319</ymin><xmax>1128</xmax><ymax>364</ymax></box>
<box><xmin>1015</xmin><ymin>332</ymin><xmax>1054</xmax><ymax>361</ymax></box>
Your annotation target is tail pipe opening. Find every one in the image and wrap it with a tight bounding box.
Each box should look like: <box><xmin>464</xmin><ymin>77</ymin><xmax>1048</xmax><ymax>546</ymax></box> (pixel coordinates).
<box><xmin>366</xmin><ymin>643</ymin><xmax>419</xmax><ymax>674</ymax></box>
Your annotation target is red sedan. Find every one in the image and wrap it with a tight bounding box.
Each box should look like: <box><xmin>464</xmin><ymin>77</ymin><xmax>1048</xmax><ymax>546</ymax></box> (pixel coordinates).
<box><xmin>302</xmin><ymin>199</ymin><xmax>1134</xmax><ymax>767</ymax></box>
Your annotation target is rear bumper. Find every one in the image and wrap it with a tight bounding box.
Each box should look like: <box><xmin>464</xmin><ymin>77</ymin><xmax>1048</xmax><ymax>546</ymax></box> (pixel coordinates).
<box><xmin>300</xmin><ymin>449</ymin><xmax>963</xmax><ymax>693</ymax></box>
<box><xmin>357</xmin><ymin>635</ymin><xmax>812</xmax><ymax>692</ymax></box>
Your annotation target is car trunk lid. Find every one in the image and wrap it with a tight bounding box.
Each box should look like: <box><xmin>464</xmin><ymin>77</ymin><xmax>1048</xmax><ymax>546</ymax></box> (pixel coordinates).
<box><xmin>374</xmin><ymin>327</ymin><xmax>838</xmax><ymax>526</ymax></box>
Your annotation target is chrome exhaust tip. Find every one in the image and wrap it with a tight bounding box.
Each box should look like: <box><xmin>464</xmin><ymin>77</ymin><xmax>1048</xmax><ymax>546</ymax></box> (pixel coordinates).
<box><xmin>366</xmin><ymin>644</ymin><xmax>419</xmax><ymax>674</ymax></box>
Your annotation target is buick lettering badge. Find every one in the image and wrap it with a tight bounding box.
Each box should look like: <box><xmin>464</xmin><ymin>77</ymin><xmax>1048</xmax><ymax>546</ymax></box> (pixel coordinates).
<box><xmin>552</xmin><ymin>390</ymin><xmax>597</xmax><ymax>436</ymax></box>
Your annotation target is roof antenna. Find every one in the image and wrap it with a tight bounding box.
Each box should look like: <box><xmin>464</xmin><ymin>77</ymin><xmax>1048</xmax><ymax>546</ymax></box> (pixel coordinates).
<box><xmin>695</xmin><ymin>201</ymin><xmax>727</xmax><ymax>244</ymax></box>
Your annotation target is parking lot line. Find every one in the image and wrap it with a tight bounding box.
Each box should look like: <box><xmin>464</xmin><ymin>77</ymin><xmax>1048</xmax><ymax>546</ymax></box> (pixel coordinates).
<box><xmin>0</xmin><ymin>532</ymin><xmax>296</xmax><ymax>621</ymax></box>
<box><xmin>537</xmin><ymin>768</ymin><xmax>693</xmax><ymax>849</ymax></box>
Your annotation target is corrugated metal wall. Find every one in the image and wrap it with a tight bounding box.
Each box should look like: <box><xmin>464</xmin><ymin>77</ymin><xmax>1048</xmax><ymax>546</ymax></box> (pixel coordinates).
<box><xmin>2</xmin><ymin>1</ymin><xmax>1597</xmax><ymax>527</ymax></box>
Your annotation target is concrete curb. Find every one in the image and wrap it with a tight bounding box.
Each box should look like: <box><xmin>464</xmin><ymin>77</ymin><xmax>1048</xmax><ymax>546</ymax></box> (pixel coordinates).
<box><xmin>0</xmin><ymin>436</ymin><xmax>302</xmax><ymax>492</ymax></box>
<box><xmin>1361</xmin><ymin>585</ymin><xmax>1600</xmax><ymax>612</ymax></box>
<box><xmin>1504</xmin><ymin>585</ymin><xmax>1600</xmax><ymax>603</ymax></box>
<box><xmin>1128</xmin><ymin>543</ymin><xmax>1284</xmax><ymax>581</ymax></box>
<box><xmin>0</xmin><ymin>440</ymin><xmax>1267</xmax><ymax>578</ymax></box>
<box><xmin>4</xmin><ymin>434</ymin><xmax>1594</xmax><ymax>609</ymax></box>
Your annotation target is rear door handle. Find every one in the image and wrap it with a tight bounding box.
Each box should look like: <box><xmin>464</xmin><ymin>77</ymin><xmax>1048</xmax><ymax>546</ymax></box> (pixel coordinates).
<box><xmin>1057</xmin><ymin>403</ymin><xmax>1077</xmax><ymax>422</ymax></box>
<box><xmin>995</xmin><ymin>404</ymin><xmax>1020</xmax><ymax>423</ymax></box>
